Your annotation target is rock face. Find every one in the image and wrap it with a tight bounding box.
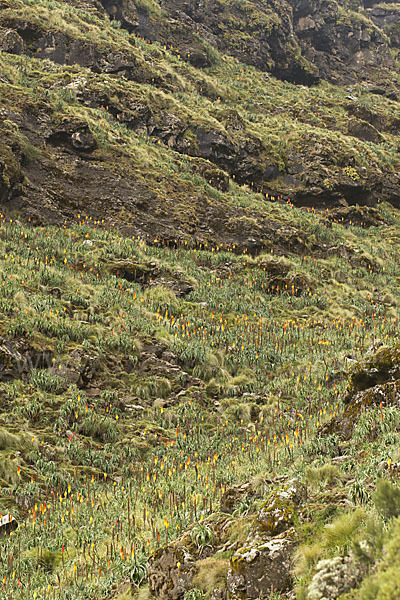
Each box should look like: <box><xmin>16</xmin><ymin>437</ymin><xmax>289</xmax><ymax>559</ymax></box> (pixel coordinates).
<box><xmin>227</xmin><ymin>528</ymin><xmax>298</xmax><ymax>599</ymax></box>
<box><xmin>1</xmin><ymin>0</ymin><xmax>400</xmax><ymax>239</ymax></box>
<box><xmin>368</xmin><ymin>4</ymin><xmax>400</xmax><ymax>48</ymax></box>
<box><xmin>292</xmin><ymin>0</ymin><xmax>393</xmax><ymax>84</ymax></box>
<box><xmin>97</xmin><ymin>0</ymin><xmax>395</xmax><ymax>86</ymax></box>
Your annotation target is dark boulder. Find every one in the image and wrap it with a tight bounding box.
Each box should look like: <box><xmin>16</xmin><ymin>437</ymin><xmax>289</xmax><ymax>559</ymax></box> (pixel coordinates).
<box><xmin>47</xmin><ymin>122</ymin><xmax>97</xmax><ymax>154</ymax></box>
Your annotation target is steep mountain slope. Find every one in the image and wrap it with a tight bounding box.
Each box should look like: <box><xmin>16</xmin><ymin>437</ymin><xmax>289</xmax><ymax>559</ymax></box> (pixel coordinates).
<box><xmin>1</xmin><ymin>0</ymin><xmax>400</xmax><ymax>244</ymax></box>
<box><xmin>1</xmin><ymin>2</ymin><xmax>400</xmax><ymax>600</ymax></box>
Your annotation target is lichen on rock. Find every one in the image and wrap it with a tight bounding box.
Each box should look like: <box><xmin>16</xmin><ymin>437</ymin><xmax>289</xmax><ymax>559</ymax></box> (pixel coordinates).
<box><xmin>227</xmin><ymin>527</ymin><xmax>298</xmax><ymax>599</ymax></box>
<box><xmin>307</xmin><ymin>554</ymin><xmax>365</xmax><ymax>600</ymax></box>
<box><xmin>257</xmin><ymin>479</ymin><xmax>306</xmax><ymax>535</ymax></box>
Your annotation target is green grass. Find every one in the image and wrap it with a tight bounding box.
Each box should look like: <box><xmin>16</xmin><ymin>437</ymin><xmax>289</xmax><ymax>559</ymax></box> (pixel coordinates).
<box><xmin>0</xmin><ymin>208</ymin><xmax>396</xmax><ymax>597</ymax></box>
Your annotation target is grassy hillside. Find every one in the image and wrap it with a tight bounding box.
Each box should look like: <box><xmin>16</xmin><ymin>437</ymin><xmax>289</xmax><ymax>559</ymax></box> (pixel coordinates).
<box><xmin>0</xmin><ymin>204</ymin><xmax>399</xmax><ymax>598</ymax></box>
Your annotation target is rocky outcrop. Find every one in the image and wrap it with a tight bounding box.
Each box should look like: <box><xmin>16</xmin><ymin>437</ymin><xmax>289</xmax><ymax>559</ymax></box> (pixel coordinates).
<box><xmin>224</xmin><ymin>481</ymin><xmax>305</xmax><ymax>598</ymax></box>
<box><xmin>0</xmin><ymin>26</ymin><xmax>23</xmax><ymax>53</ymax></box>
<box><xmin>344</xmin><ymin>344</ymin><xmax>400</xmax><ymax>399</ymax></box>
<box><xmin>148</xmin><ymin>479</ymin><xmax>305</xmax><ymax>599</ymax></box>
<box><xmin>320</xmin><ymin>343</ymin><xmax>400</xmax><ymax>440</ymax></box>
<box><xmin>227</xmin><ymin>528</ymin><xmax>298</xmax><ymax>599</ymax></box>
<box><xmin>47</xmin><ymin>122</ymin><xmax>98</xmax><ymax>154</ymax></box>
<box><xmin>257</xmin><ymin>480</ymin><xmax>306</xmax><ymax>535</ymax></box>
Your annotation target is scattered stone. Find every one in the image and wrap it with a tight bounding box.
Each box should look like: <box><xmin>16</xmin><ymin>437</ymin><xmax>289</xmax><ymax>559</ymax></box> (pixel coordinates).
<box><xmin>0</xmin><ymin>339</ymin><xmax>52</xmax><ymax>381</ymax></box>
<box><xmin>0</xmin><ymin>513</ymin><xmax>18</xmax><ymax>536</ymax></box>
<box><xmin>220</xmin><ymin>483</ymin><xmax>253</xmax><ymax>514</ymax></box>
<box><xmin>148</xmin><ymin>542</ymin><xmax>197</xmax><ymax>600</ymax></box>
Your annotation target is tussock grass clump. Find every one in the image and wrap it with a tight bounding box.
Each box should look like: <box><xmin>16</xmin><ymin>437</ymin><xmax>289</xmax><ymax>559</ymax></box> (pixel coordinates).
<box><xmin>0</xmin><ymin>428</ymin><xmax>21</xmax><ymax>450</ymax></box>
<box><xmin>306</xmin><ymin>464</ymin><xmax>342</xmax><ymax>487</ymax></box>
<box><xmin>294</xmin><ymin>542</ymin><xmax>324</xmax><ymax>575</ymax></box>
<box><xmin>144</xmin><ymin>286</ymin><xmax>180</xmax><ymax>314</ymax></box>
<box><xmin>192</xmin><ymin>556</ymin><xmax>229</xmax><ymax>594</ymax></box>
<box><xmin>372</xmin><ymin>479</ymin><xmax>400</xmax><ymax>520</ymax></box>
<box><xmin>294</xmin><ymin>509</ymin><xmax>366</xmax><ymax>579</ymax></box>
<box><xmin>354</xmin><ymin>516</ymin><xmax>400</xmax><ymax>599</ymax></box>
<box><xmin>323</xmin><ymin>509</ymin><xmax>366</xmax><ymax>551</ymax></box>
